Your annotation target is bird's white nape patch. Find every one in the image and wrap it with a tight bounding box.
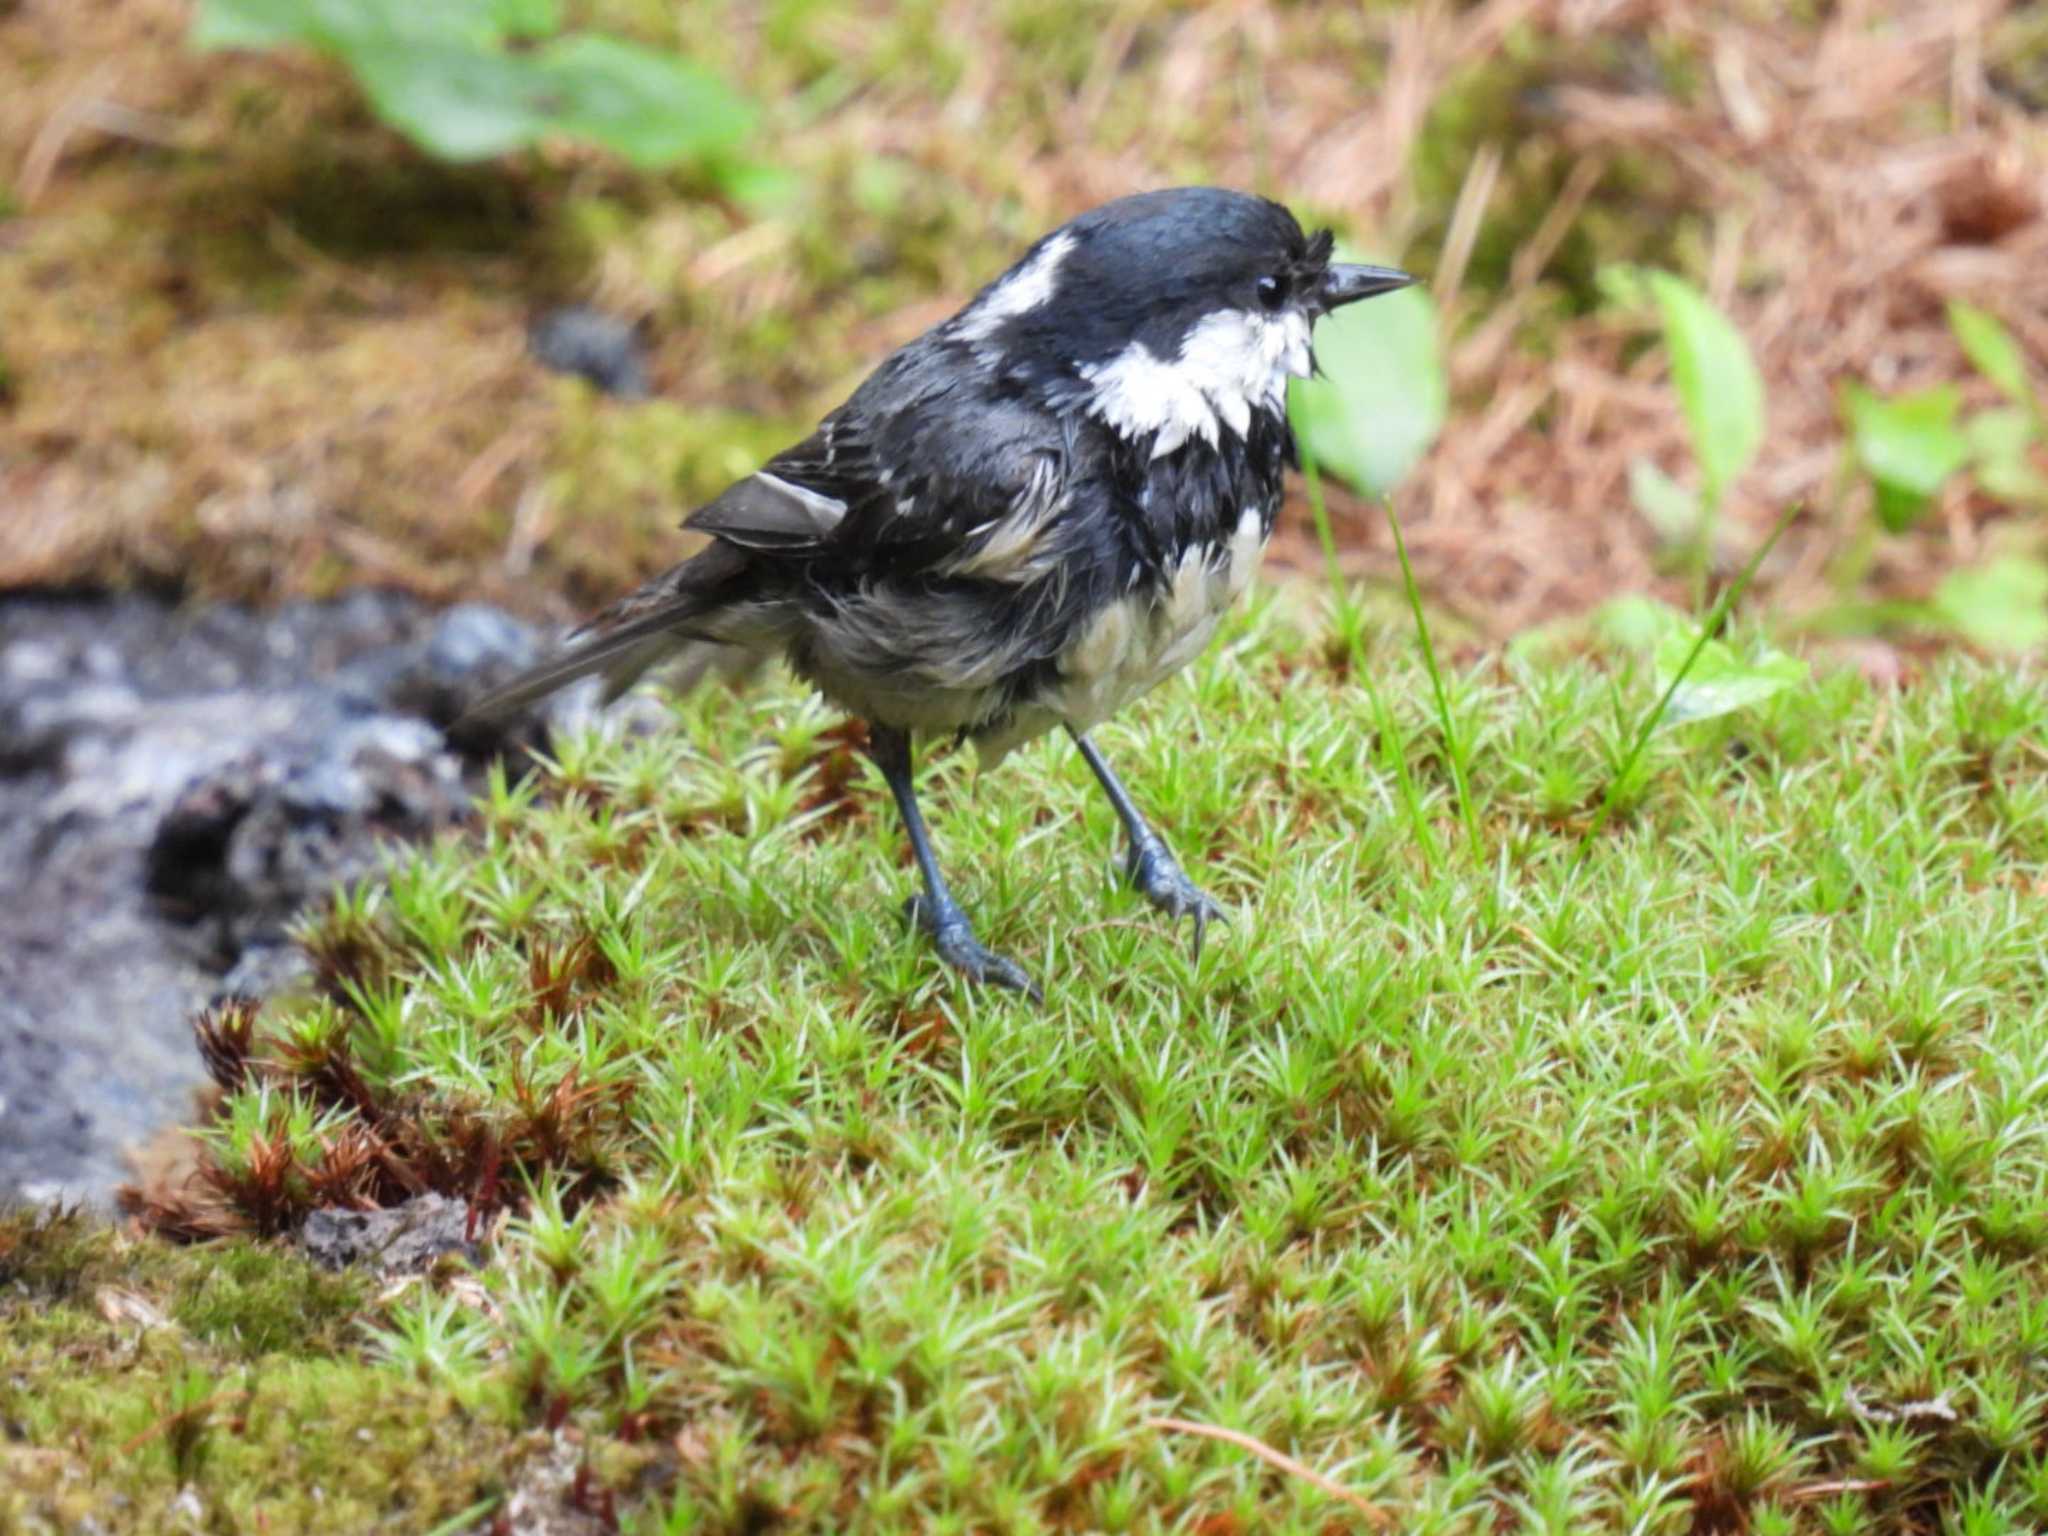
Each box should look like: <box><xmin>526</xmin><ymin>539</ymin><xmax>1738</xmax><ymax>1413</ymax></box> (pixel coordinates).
<box><xmin>1082</xmin><ymin>307</ymin><xmax>1313</xmax><ymax>457</ymax></box>
<box><xmin>956</xmin><ymin>231</ymin><xmax>1078</xmax><ymax>343</ymax></box>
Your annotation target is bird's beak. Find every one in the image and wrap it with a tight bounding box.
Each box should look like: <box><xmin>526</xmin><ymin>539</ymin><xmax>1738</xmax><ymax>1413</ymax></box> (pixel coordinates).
<box><xmin>1317</xmin><ymin>263</ymin><xmax>1418</xmax><ymax>313</ymax></box>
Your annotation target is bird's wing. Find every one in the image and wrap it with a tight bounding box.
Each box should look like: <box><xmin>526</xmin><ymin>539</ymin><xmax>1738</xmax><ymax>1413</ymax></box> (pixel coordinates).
<box><xmin>684</xmin><ymin>410</ymin><xmax>893</xmax><ymax>552</ymax></box>
<box><xmin>686</xmin><ymin>382</ymin><xmax>1079</xmax><ymax>581</ymax></box>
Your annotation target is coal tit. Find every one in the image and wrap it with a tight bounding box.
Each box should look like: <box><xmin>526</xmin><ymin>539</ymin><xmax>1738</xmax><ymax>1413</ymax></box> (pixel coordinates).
<box><xmin>472</xmin><ymin>187</ymin><xmax>1416</xmax><ymax>1000</ymax></box>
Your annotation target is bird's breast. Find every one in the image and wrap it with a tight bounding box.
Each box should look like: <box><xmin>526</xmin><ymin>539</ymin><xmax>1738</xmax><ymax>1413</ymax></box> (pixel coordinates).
<box><xmin>1050</xmin><ymin>506</ymin><xmax>1267</xmax><ymax>729</ymax></box>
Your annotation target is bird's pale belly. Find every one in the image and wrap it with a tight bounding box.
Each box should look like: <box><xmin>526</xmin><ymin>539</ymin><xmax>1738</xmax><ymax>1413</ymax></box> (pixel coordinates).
<box><xmin>1044</xmin><ymin>506</ymin><xmax>1267</xmax><ymax>732</ymax></box>
<box><xmin>805</xmin><ymin>508</ymin><xmax>1266</xmax><ymax>764</ymax></box>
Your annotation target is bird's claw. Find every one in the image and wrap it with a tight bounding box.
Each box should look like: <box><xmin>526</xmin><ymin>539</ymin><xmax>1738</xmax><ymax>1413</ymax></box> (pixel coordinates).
<box><xmin>1123</xmin><ymin>838</ymin><xmax>1228</xmax><ymax>963</ymax></box>
<box><xmin>902</xmin><ymin>895</ymin><xmax>1043</xmax><ymax>1003</ymax></box>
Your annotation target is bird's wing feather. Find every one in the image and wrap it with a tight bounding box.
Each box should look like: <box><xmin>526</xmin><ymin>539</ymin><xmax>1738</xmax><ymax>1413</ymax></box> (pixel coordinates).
<box><xmin>687</xmin><ymin>372</ymin><xmax>1081</xmax><ymax>579</ymax></box>
<box><xmin>684</xmin><ymin>410</ymin><xmax>887</xmax><ymax>551</ymax></box>
<box><xmin>457</xmin><ymin>543</ymin><xmax>754</xmax><ymax>723</ymax></box>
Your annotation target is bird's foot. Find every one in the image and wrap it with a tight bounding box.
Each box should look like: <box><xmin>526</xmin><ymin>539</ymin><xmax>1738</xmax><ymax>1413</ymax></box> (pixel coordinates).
<box><xmin>903</xmin><ymin>895</ymin><xmax>1042</xmax><ymax>1003</ymax></box>
<box><xmin>1123</xmin><ymin>837</ymin><xmax>1228</xmax><ymax>963</ymax></box>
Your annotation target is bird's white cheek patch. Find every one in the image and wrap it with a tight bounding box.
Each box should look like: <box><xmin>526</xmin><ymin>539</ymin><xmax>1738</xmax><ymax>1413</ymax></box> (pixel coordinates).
<box><xmin>1178</xmin><ymin>307</ymin><xmax>1314</xmax><ymax>418</ymax></box>
<box><xmin>1084</xmin><ymin>309</ymin><xmax>1314</xmax><ymax>457</ymax></box>
<box><xmin>1080</xmin><ymin>342</ymin><xmax>1219</xmax><ymax>458</ymax></box>
<box><xmin>956</xmin><ymin>231</ymin><xmax>1077</xmax><ymax>343</ymax></box>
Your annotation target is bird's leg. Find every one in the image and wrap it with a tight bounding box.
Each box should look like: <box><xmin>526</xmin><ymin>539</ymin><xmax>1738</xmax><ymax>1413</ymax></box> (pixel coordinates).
<box><xmin>1068</xmin><ymin>728</ymin><xmax>1226</xmax><ymax>961</ymax></box>
<box><xmin>868</xmin><ymin>725</ymin><xmax>1040</xmax><ymax>1002</ymax></box>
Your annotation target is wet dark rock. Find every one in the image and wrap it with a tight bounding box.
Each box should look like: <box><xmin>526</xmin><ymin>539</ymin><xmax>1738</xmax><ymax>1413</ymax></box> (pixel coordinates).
<box><xmin>146</xmin><ymin>712</ymin><xmax>469</xmax><ymax>961</ymax></box>
<box><xmin>527</xmin><ymin>305</ymin><xmax>649</xmax><ymax>398</ymax></box>
<box><xmin>385</xmin><ymin>601</ymin><xmax>546</xmax><ymax>743</ymax></box>
<box><xmin>0</xmin><ymin>588</ymin><xmax>572</xmax><ymax>1208</ymax></box>
<box><xmin>299</xmin><ymin>1192</ymin><xmax>481</xmax><ymax>1275</ymax></box>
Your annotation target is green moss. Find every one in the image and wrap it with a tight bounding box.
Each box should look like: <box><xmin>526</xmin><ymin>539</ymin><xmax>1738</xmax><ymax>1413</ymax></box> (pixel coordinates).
<box><xmin>3</xmin><ymin>1356</ymin><xmax>521</xmax><ymax>1532</ymax></box>
<box><xmin>541</xmin><ymin>391</ymin><xmax>806</xmax><ymax>601</ymax></box>
<box><xmin>0</xmin><ymin>1205</ymin><xmax>104</xmax><ymax>1299</ymax></box>
<box><xmin>0</xmin><ymin>1210</ymin><xmax>522</xmax><ymax>1533</ymax></box>
<box><xmin>170</xmin><ymin>1243</ymin><xmax>370</xmax><ymax>1357</ymax></box>
<box><xmin>131</xmin><ymin>607</ymin><xmax>2048</xmax><ymax>1532</ymax></box>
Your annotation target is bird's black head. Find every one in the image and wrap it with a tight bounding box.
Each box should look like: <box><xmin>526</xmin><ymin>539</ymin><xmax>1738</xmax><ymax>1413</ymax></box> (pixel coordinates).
<box><xmin>951</xmin><ymin>187</ymin><xmax>1416</xmax><ymax>456</ymax></box>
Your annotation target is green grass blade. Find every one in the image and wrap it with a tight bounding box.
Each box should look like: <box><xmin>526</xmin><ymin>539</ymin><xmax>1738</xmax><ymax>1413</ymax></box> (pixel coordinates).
<box><xmin>1301</xmin><ymin>446</ymin><xmax>1440</xmax><ymax>872</ymax></box>
<box><xmin>1573</xmin><ymin>501</ymin><xmax>1803</xmax><ymax>866</ymax></box>
<box><xmin>1383</xmin><ymin>495</ymin><xmax>1483</xmax><ymax>867</ymax></box>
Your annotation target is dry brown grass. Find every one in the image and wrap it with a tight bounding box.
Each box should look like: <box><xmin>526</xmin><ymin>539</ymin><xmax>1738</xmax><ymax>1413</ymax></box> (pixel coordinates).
<box><xmin>1362</xmin><ymin>0</ymin><xmax>2048</xmax><ymax>638</ymax></box>
<box><xmin>2</xmin><ymin>0</ymin><xmax>2044</xmax><ymax>635</ymax></box>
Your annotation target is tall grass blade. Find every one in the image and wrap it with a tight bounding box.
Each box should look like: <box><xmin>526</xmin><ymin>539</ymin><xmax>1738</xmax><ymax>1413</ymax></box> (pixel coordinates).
<box><xmin>1383</xmin><ymin>496</ymin><xmax>1483</xmax><ymax>866</ymax></box>
<box><xmin>1300</xmin><ymin>447</ymin><xmax>1440</xmax><ymax>872</ymax></box>
<box><xmin>1574</xmin><ymin>501</ymin><xmax>1803</xmax><ymax>867</ymax></box>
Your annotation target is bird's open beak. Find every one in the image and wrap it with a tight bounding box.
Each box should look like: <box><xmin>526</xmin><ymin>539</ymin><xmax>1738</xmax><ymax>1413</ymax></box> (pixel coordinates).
<box><xmin>1318</xmin><ymin>263</ymin><xmax>1418</xmax><ymax>312</ymax></box>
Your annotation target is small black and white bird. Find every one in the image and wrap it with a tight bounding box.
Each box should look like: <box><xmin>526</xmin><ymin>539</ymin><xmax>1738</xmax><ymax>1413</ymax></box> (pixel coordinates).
<box><xmin>472</xmin><ymin>187</ymin><xmax>1415</xmax><ymax>999</ymax></box>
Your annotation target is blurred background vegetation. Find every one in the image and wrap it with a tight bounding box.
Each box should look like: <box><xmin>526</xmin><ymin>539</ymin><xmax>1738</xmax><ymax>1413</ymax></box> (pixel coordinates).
<box><xmin>1</xmin><ymin>0</ymin><xmax>2044</xmax><ymax>653</ymax></box>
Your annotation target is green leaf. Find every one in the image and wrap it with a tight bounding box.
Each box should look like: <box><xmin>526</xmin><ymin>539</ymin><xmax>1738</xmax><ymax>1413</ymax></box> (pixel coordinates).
<box><xmin>1932</xmin><ymin>555</ymin><xmax>2048</xmax><ymax>653</ymax></box>
<box><xmin>1966</xmin><ymin>407</ymin><xmax>2048</xmax><ymax>504</ymax></box>
<box><xmin>1654</xmin><ymin>632</ymin><xmax>1808</xmax><ymax>727</ymax></box>
<box><xmin>1593</xmin><ymin>594</ymin><xmax>1691</xmax><ymax>651</ymax></box>
<box><xmin>1628</xmin><ymin>458</ymin><xmax>1702</xmax><ymax>546</ymax></box>
<box><xmin>485</xmin><ymin>0</ymin><xmax>561</xmax><ymax>38</ymax></box>
<box><xmin>1947</xmin><ymin>300</ymin><xmax>2035</xmax><ymax>407</ymax></box>
<box><xmin>195</xmin><ymin>0</ymin><xmax>507</xmax><ymax>50</ymax></box>
<box><xmin>1643</xmin><ymin>271</ymin><xmax>1764</xmax><ymax>513</ymax></box>
<box><xmin>530</xmin><ymin>35</ymin><xmax>756</xmax><ymax>168</ymax></box>
<box><xmin>191</xmin><ymin>0</ymin><xmax>755</xmax><ymax>170</ymax></box>
<box><xmin>1842</xmin><ymin>382</ymin><xmax>1970</xmax><ymax>533</ymax></box>
<box><xmin>192</xmin><ymin>0</ymin><xmax>305</xmax><ymax>47</ymax></box>
<box><xmin>345</xmin><ymin>39</ymin><xmax>567</xmax><ymax>161</ymax></box>
<box><xmin>1288</xmin><ymin>248</ymin><xmax>1446</xmax><ymax>498</ymax></box>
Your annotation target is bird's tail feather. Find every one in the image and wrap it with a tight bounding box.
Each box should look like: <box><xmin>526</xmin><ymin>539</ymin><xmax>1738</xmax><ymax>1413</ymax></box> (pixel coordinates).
<box><xmin>456</xmin><ymin>612</ymin><xmax>709</xmax><ymax>724</ymax></box>
<box><xmin>458</xmin><ymin>544</ymin><xmax>760</xmax><ymax>725</ymax></box>
<box><xmin>634</xmin><ymin>637</ymin><xmax>767</xmax><ymax>705</ymax></box>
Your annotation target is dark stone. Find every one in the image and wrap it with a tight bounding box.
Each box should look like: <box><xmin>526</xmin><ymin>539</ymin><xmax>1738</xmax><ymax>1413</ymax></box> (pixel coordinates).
<box><xmin>0</xmin><ymin>589</ymin><xmax>571</xmax><ymax>1207</ymax></box>
<box><xmin>527</xmin><ymin>305</ymin><xmax>649</xmax><ymax>399</ymax></box>
<box><xmin>299</xmin><ymin>1192</ymin><xmax>481</xmax><ymax>1274</ymax></box>
<box><xmin>382</xmin><ymin>601</ymin><xmax>545</xmax><ymax>736</ymax></box>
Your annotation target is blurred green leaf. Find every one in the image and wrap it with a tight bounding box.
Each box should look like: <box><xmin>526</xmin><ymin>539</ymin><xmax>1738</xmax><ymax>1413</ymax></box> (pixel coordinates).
<box><xmin>1643</xmin><ymin>270</ymin><xmax>1764</xmax><ymax>513</ymax></box>
<box><xmin>486</xmin><ymin>0</ymin><xmax>561</xmax><ymax>38</ymax></box>
<box><xmin>194</xmin><ymin>0</ymin><xmax>754</xmax><ymax>170</ymax></box>
<box><xmin>193</xmin><ymin>0</ymin><xmax>305</xmax><ymax>47</ymax></box>
<box><xmin>1947</xmin><ymin>300</ymin><xmax>2035</xmax><ymax>408</ymax></box>
<box><xmin>1966</xmin><ymin>407</ymin><xmax>2048</xmax><ymax>504</ymax></box>
<box><xmin>1842</xmin><ymin>382</ymin><xmax>1970</xmax><ymax>533</ymax></box>
<box><xmin>344</xmin><ymin>39</ymin><xmax>567</xmax><ymax>160</ymax></box>
<box><xmin>1932</xmin><ymin>555</ymin><xmax>2048</xmax><ymax>653</ymax></box>
<box><xmin>531</xmin><ymin>36</ymin><xmax>755</xmax><ymax>168</ymax></box>
<box><xmin>1289</xmin><ymin>249</ymin><xmax>1446</xmax><ymax>498</ymax></box>
<box><xmin>1628</xmin><ymin>457</ymin><xmax>1703</xmax><ymax>547</ymax></box>
<box><xmin>1594</xmin><ymin>263</ymin><xmax>1653</xmax><ymax>311</ymax></box>
<box><xmin>196</xmin><ymin>0</ymin><xmax>504</xmax><ymax>48</ymax></box>
<box><xmin>1654</xmin><ymin>632</ymin><xmax>1808</xmax><ymax>727</ymax></box>
<box><xmin>1593</xmin><ymin>593</ymin><xmax>1691</xmax><ymax>651</ymax></box>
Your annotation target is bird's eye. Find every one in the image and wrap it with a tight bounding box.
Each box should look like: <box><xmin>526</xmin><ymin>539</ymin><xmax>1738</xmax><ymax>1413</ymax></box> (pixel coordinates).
<box><xmin>1255</xmin><ymin>273</ymin><xmax>1289</xmax><ymax>310</ymax></box>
